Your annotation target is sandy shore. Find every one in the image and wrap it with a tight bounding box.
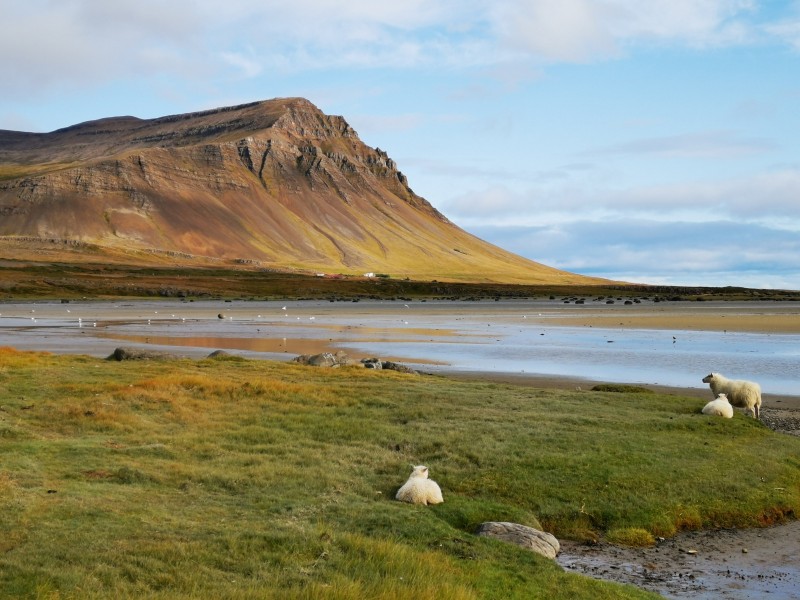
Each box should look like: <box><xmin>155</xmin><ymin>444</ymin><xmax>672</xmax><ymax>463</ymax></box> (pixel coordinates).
<box><xmin>538</xmin><ymin>302</ymin><xmax>800</xmax><ymax>334</ymax></box>
<box><xmin>551</xmin><ymin>313</ymin><xmax>800</xmax><ymax>334</ymax></box>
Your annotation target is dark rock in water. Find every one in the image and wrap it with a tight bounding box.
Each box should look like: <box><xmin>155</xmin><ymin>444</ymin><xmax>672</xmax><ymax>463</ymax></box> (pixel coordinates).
<box><xmin>107</xmin><ymin>347</ymin><xmax>178</xmax><ymax>361</ymax></box>
<box><xmin>476</xmin><ymin>522</ymin><xmax>560</xmax><ymax>559</ymax></box>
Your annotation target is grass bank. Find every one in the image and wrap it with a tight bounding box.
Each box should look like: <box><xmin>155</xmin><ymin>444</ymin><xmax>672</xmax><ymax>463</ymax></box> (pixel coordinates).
<box><xmin>1</xmin><ymin>348</ymin><xmax>798</xmax><ymax>598</ymax></box>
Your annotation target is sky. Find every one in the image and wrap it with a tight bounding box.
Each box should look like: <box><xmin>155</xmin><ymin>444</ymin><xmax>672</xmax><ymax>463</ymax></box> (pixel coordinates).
<box><xmin>1</xmin><ymin>0</ymin><xmax>799</xmax><ymax>289</ymax></box>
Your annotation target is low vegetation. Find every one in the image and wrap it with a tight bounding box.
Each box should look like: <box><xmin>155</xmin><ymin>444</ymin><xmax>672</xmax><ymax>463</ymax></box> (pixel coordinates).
<box><xmin>591</xmin><ymin>384</ymin><xmax>655</xmax><ymax>394</ymax></box>
<box><xmin>2</xmin><ymin>348</ymin><xmax>799</xmax><ymax>598</ymax></box>
<box><xmin>2</xmin><ymin>259</ymin><xmax>799</xmax><ymax>301</ymax></box>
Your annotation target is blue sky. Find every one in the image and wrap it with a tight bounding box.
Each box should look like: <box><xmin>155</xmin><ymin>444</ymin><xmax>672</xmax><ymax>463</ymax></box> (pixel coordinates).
<box><xmin>1</xmin><ymin>0</ymin><xmax>799</xmax><ymax>289</ymax></box>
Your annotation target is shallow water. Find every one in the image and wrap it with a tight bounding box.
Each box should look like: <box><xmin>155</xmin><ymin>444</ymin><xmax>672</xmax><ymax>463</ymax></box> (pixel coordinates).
<box><xmin>558</xmin><ymin>521</ymin><xmax>800</xmax><ymax>599</ymax></box>
<box><xmin>1</xmin><ymin>298</ymin><xmax>798</xmax><ymax>396</ymax></box>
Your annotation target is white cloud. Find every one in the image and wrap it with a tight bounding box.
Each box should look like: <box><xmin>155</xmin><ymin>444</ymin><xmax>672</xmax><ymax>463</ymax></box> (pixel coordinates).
<box><xmin>467</xmin><ymin>218</ymin><xmax>800</xmax><ymax>288</ymax></box>
<box><xmin>1</xmin><ymin>0</ymin><xmax>794</xmax><ymax>100</ymax></box>
<box><xmin>487</xmin><ymin>0</ymin><xmax>758</xmax><ymax>63</ymax></box>
<box><xmin>439</xmin><ymin>165</ymin><xmax>800</xmax><ymax>287</ymax></box>
<box><xmin>219</xmin><ymin>51</ymin><xmax>263</xmax><ymax>79</ymax></box>
<box><xmin>587</xmin><ymin>130</ymin><xmax>777</xmax><ymax>158</ymax></box>
<box><xmin>0</xmin><ymin>1</ymin><xmax>201</xmax><ymax>97</ymax></box>
<box><xmin>442</xmin><ymin>166</ymin><xmax>800</xmax><ymax>230</ymax></box>
<box><xmin>763</xmin><ymin>12</ymin><xmax>800</xmax><ymax>50</ymax></box>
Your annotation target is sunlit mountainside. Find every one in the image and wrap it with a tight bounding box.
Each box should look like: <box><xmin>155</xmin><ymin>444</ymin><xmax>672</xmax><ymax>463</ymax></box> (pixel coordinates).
<box><xmin>0</xmin><ymin>98</ymin><xmax>609</xmax><ymax>285</ymax></box>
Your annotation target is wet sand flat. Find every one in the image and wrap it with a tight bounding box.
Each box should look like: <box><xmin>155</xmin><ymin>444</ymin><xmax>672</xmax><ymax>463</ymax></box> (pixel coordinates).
<box><xmin>548</xmin><ymin>310</ymin><xmax>800</xmax><ymax>334</ymax></box>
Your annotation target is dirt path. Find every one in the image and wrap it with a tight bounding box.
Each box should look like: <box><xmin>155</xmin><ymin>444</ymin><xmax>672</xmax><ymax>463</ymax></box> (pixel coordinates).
<box><xmin>558</xmin><ymin>405</ymin><xmax>800</xmax><ymax>599</ymax></box>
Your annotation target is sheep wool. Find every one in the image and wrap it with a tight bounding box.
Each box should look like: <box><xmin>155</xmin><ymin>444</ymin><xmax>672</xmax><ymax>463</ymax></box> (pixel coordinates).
<box><xmin>395</xmin><ymin>465</ymin><xmax>444</xmax><ymax>505</ymax></box>
<box><xmin>702</xmin><ymin>372</ymin><xmax>762</xmax><ymax>419</ymax></box>
<box><xmin>702</xmin><ymin>393</ymin><xmax>734</xmax><ymax>418</ymax></box>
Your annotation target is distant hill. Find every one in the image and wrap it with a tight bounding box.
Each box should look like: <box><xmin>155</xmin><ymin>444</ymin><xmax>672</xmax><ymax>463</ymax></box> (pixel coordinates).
<box><xmin>0</xmin><ymin>98</ymin><xmax>609</xmax><ymax>284</ymax></box>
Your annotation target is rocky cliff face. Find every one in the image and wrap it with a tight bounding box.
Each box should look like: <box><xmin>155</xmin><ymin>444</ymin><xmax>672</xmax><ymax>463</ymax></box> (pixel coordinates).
<box><xmin>0</xmin><ymin>98</ymin><xmax>600</xmax><ymax>284</ymax></box>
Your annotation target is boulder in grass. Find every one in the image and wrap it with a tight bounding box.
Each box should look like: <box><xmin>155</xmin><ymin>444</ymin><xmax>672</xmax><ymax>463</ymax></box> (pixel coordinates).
<box><xmin>293</xmin><ymin>351</ymin><xmax>353</xmax><ymax>367</ymax></box>
<box><xmin>381</xmin><ymin>361</ymin><xmax>417</xmax><ymax>374</ymax></box>
<box><xmin>107</xmin><ymin>347</ymin><xmax>178</xmax><ymax>361</ymax></box>
<box><xmin>475</xmin><ymin>522</ymin><xmax>560</xmax><ymax>559</ymax></box>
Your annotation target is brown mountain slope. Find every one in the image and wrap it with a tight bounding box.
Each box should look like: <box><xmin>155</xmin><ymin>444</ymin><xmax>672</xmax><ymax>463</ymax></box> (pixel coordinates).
<box><xmin>0</xmin><ymin>98</ymin><xmax>608</xmax><ymax>284</ymax></box>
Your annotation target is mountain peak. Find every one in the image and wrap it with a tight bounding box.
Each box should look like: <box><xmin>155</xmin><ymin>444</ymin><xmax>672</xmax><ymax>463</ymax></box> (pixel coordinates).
<box><xmin>0</xmin><ymin>97</ymin><xmax>352</xmax><ymax>164</ymax></box>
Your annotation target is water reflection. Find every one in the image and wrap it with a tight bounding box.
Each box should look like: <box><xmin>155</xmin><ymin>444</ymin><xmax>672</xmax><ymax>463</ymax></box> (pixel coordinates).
<box><xmin>0</xmin><ymin>299</ymin><xmax>797</xmax><ymax>395</ymax></box>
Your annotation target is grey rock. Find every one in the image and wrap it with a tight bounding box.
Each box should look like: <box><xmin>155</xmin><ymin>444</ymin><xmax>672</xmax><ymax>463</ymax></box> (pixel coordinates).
<box><xmin>107</xmin><ymin>347</ymin><xmax>177</xmax><ymax>361</ymax></box>
<box><xmin>293</xmin><ymin>351</ymin><xmax>353</xmax><ymax>368</ymax></box>
<box><xmin>476</xmin><ymin>522</ymin><xmax>560</xmax><ymax>559</ymax></box>
<box><xmin>308</xmin><ymin>352</ymin><xmax>338</xmax><ymax>367</ymax></box>
<box><xmin>381</xmin><ymin>361</ymin><xmax>417</xmax><ymax>374</ymax></box>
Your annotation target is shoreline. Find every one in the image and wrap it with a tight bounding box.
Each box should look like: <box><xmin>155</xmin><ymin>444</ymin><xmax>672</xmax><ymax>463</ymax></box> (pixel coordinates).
<box><xmin>557</xmin><ymin>520</ymin><xmax>800</xmax><ymax>599</ymax></box>
<box><xmin>1</xmin><ymin>298</ymin><xmax>798</xmax><ymax>402</ymax></box>
<box><xmin>434</xmin><ymin>369</ymin><xmax>800</xmax><ymax>409</ymax></box>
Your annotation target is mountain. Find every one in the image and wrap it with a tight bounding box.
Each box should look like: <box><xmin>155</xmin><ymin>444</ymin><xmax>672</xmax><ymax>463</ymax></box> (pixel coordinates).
<box><xmin>0</xmin><ymin>98</ymin><xmax>606</xmax><ymax>284</ymax></box>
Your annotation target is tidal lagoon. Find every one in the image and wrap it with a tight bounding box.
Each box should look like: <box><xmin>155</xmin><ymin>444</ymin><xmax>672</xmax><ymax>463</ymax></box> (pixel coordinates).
<box><xmin>2</xmin><ymin>298</ymin><xmax>798</xmax><ymax>397</ymax></box>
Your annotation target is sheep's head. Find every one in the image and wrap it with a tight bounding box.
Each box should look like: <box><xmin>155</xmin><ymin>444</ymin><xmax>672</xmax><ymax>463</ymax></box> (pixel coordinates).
<box><xmin>702</xmin><ymin>373</ymin><xmax>718</xmax><ymax>384</ymax></box>
<box><xmin>716</xmin><ymin>393</ymin><xmax>729</xmax><ymax>401</ymax></box>
<box><xmin>410</xmin><ymin>465</ymin><xmax>429</xmax><ymax>479</ymax></box>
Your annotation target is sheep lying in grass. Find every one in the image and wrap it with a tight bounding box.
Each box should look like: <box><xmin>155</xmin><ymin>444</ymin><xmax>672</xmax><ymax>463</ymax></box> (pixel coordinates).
<box><xmin>701</xmin><ymin>393</ymin><xmax>734</xmax><ymax>418</ymax></box>
<box><xmin>702</xmin><ymin>373</ymin><xmax>762</xmax><ymax>419</ymax></box>
<box><xmin>395</xmin><ymin>465</ymin><xmax>443</xmax><ymax>505</ymax></box>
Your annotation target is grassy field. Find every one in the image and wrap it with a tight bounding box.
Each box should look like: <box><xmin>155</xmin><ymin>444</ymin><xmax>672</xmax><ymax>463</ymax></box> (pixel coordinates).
<box><xmin>1</xmin><ymin>348</ymin><xmax>799</xmax><ymax>599</ymax></box>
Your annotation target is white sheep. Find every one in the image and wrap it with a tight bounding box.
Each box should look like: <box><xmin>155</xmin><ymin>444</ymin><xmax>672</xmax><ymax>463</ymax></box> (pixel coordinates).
<box><xmin>702</xmin><ymin>373</ymin><xmax>762</xmax><ymax>419</ymax></box>
<box><xmin>701</xmin><ymin>393</ymin><xmax>734</xmax><ymax>418</ymax></box>
<box><xmin>395</xmin><ymin>465</ymin><xmax>444</xmax><ymax>505</ymax></box>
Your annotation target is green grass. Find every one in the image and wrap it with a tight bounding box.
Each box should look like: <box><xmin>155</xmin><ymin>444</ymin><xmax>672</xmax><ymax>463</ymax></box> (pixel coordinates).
<box><xmin>591</xmin><ymin>384</ymin><xmax>655</xmax><ymax>394</ymax></box>
<box><xmin>1</xmin><ymin>348</ymin><xmax>799</xmax><ymax>598</ymax></box>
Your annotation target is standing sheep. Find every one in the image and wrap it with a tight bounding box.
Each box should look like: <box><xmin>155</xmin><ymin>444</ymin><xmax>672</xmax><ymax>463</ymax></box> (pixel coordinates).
<box><xmin>395</xmin><ymin>465</ymin><xmax>444</xmax><ymax>505</ymax></box>
<box><xmin>702</xmin><ymin>373</ymin><xmax>762</xmax><ymax>419</ymax></box>
<box><xmin>701</xmin><ymin>393</ymin><xmax>734</xmax><ymax>418</ymax></box>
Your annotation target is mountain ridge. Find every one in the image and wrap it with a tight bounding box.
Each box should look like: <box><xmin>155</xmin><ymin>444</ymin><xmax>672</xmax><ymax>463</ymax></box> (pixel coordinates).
<box><xmin>0</xmin><ymin>98</ymin><xmax>610</xmax><ymax>284</ymax></box>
